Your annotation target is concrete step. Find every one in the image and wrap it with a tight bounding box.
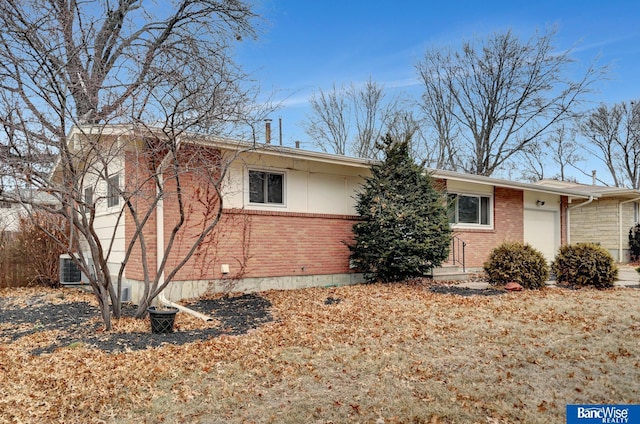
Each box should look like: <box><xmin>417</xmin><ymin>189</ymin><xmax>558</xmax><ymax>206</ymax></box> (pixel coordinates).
<box><xmin>431</xmin><ymin>265</ymin><xmax>461</xmax><ymax>275</ymax></box>
<box><xmin>430</xmin><ymin>266</ymin><xmax>470</xmax><ymax>282</ymax></box>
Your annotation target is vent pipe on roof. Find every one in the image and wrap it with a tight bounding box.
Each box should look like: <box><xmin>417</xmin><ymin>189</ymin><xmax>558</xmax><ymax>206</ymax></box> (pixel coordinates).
<box><xmin>265</xmin><ymin>119</ymin><xmax>272</xmax><ymax>144</ymax></box>
<box><xmin>592</xmin><ymin>170</ymin><xmax>597</xmax><ymax>185</ymax></box>
<box><xmin>279</xmin><ymin>117</ymin><xmax>283</xmax><ymax>146</ymax></box>
<box><xmin>295</xmin><ymin>141</ymin><xmax>300</xmax><ymax>149</ymax></box>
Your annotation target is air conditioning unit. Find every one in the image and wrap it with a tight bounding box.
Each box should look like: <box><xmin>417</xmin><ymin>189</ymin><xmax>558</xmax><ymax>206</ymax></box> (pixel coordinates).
<box><xmin>59</xmin><ymin>254</ymin><xmax>94</xmax><ymax>285</ymax></box>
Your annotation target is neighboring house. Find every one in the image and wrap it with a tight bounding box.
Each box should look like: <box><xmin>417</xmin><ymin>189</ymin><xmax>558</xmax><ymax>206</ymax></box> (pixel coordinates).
<box><xmin>535</xmin><ymin>179</ymin><xmax>640</xmax><ymax>262</ymax></box>
<box><xmin>0</xmin><ymin>190</ymin><xmax>58</xmax><ymax>233</ymax></box>
<box><xmin>67</xmin><ymin>125</ymin><xmax>624</xmax><ymax>303</ymax></box>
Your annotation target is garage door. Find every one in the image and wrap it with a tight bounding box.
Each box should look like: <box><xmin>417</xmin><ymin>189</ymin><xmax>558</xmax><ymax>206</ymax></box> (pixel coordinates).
<box><xmin>524</xmin><ymin>209</ymin><xmax>560</xmax><ymax>262</ymax></box>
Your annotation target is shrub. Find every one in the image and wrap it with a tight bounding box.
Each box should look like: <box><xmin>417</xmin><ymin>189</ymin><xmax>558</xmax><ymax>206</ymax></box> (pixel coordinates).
<box><xmin>629</xmin><ymin>223</ymin><xmax>640</xmax><ymax>262</ymax></box>
<box><xmin>349</xmin><ymin>134</ymin><xmax>451</xmax><ymax>283</ymax></box>
<box><xmin>483</xmin><ymin>242</ymin><xmax>549</xmax><ymax>289</ymax></box>
<box><xmin>551</xmin><ymin>243</ymin><xmax>618</xmax><ymax>289</ymax></box>
<box><xmin>13</xmin><ymin>212</ymin><xmax>67</xmax><ymax>287</ymax></box>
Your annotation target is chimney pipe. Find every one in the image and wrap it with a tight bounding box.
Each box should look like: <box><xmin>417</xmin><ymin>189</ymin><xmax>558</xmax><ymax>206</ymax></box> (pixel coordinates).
<box><xmin>265</xmin><ymin>119</ymin><xmax>272</xmax><ymax>144</ymax></box>
<box><xmin>279</xmin><ymin>117</ymin><xmax>283</xmax><ymax>146</ymax></box>
<box><xmin>592</xmin><ymin>170</ymin><xmax>597</xmax><ymax>185</ymax></box>
<box><xmin>295</xmin><ymin>141</ymin><xmax>300</xmax><ymax>148</ymax></box>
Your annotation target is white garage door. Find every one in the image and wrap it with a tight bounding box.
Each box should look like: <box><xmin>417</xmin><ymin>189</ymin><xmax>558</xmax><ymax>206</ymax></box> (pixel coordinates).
<box><xmin>524</xmin><ymin>209</ymin><xmax>560</xmax><ymax>262</ymax></box>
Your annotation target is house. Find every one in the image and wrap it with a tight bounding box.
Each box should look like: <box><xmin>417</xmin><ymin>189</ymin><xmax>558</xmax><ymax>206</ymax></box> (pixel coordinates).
<box><xmin>535</xmin><ymin>179</ymin><xmax>640</xmax><ymax>262</ymax></box>
<box><xmin>431</xmin><ymin>170</ymin><xmax>593</xmax><ymax>268</ymax></box>
<box><xmin>0</xmin><ymin>190</ymin><xmax>58</xmax><ymax>233</ymax></box>
<box><xmin>64</xmin><ymin>125</ymin><xmax>624</xmax><ymax>303</ymax></box>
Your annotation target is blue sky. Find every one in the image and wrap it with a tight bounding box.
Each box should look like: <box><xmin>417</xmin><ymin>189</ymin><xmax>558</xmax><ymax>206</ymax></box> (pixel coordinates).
<box><xmin>237</xmin><ymin>0</ymin><xmax>640</xmax><ymax>157</ymax></box>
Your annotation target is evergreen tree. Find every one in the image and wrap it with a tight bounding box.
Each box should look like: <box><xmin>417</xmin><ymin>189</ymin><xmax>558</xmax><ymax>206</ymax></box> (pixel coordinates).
<box><xmin>350</xmin><ymin>134</ymin><xmax>451</xmax><ymax>282</ymax></box>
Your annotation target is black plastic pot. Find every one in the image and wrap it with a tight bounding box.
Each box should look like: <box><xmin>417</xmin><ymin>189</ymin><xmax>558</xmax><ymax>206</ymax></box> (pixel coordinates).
<box><xmin>147</xmin><ymin>306</ymin><xmax>178</xmax><ymax>334</ymax></box>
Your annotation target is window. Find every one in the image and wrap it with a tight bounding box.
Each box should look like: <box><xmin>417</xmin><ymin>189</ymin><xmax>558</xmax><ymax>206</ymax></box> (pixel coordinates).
<box><xmin>83</xmin><ymin>186</ymin><xmax>93</xmax><ymax>214</ymax></box>
<box><xmin>448</xmin><ymin>193</ymin><xmax>491</xmax><ymax>226</ymax></box>
<box><xmin>107</xmin><ymin>175</ymin><xmax>120</xmax><ymax>207</ymax></box>
<box><xmin>249</xmin><ymin>170</ymin><xmax>284</xmax><ymax>204</ymax></box>
<box><xmin>0</xmin><ymin>201</ymin><xmax>11</xmax><ymax>209</ymax></box>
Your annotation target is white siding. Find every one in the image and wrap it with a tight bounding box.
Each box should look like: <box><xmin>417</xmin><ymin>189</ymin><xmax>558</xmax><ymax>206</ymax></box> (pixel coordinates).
<box><xmin>222</xmin><ymin>152</ymin><xmax>365</xmax><ymax>215</ymax></box>
<box><xmin>82</xmin><ymin>156</ymin><xmax>126</xmax><ymax>276</ymax></box>
<box><xmin>446</xmin><ymin>180</ymin><xmax>493</xmax><ymax>195</ymax></box>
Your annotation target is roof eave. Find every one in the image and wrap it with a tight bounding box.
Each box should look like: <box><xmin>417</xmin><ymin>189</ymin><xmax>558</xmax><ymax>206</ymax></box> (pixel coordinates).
<box><xmin>429</xmin><ymin>169</ymin><xmax>595</xmax><ymax>199</ymax></box>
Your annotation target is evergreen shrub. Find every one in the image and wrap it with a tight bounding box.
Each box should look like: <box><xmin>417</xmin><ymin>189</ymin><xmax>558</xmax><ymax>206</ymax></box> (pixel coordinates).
<box><xmin>349</xmin><ymin>134</ymin><xmax>451</xmax><ymax>283</ymax></box>
<box><xmin>551</xmin><ymin>243</ymin><xmax>618</xmax><ymax>289</ymax></box>
<box><xmin>628</xmin><ymin>223</ymin><xmax>640</xmax><ymax>262</ymax></box>
<box><xmin>483</xmin><ymin>241</ymin><xmax>549</xmax><ymax>289</ymax></box>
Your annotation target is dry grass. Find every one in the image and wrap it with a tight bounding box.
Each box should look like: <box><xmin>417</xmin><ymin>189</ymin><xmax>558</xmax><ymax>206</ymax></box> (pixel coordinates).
<box><xmin>1</xmin><ymin>284</ymin><xmax>639</xmax><ymax>423</ymax></box>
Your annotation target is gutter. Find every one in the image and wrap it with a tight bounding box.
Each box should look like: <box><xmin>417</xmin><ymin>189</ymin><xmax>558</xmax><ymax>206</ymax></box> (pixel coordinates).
<box><xmin>155</xmin><ymin>148</ymin><xmax>213</xmax><ymax>322</ymax></box>
<box><xmin>567</xmin><ymin>196</ymin><xmax>594</xmax><ymax>245</ymax></box>
<box><xmin>618</xmin><ymin>196</ymin><xmax>640</xmax><ymax>262</ymax></box>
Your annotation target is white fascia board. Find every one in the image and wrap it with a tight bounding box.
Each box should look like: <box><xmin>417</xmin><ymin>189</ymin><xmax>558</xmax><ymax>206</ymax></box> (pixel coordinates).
<box><xmin>429</xmin><ymin>168</ymin><xmax>596</xmax><ymax>199</ymax></box>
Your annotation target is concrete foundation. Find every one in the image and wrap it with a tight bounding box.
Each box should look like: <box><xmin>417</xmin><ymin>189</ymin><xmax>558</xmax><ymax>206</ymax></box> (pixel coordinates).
<box><xmin>127</xmin><ymin>272</ymin><xmax>365</xmax><ymax>303</ymax></box>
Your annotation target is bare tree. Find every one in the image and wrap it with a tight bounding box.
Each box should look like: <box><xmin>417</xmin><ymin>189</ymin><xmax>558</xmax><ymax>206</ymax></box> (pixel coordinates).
<box><xmin>303</xmin><ymin>78</ymin><xmax>406</xmax><ymax>159</ymax></box>
<box><xmin>417</xmin><ymin>28</ymin><xmax>602</xmax><ymax>176</ymax></box>
<box><xmin>580</xmin><ymin>101</ymin><xmax>640</xmax><ymax>189</ymax></box>
<box><xmin>417</xmin><ymin>50</ymin><xmax>460</xmax><ymax>171</ymax></box>
<box><xmin>518</xmin><ymin>124</ymin><xmax>583</xmax><ymax>182</ymax></box>
<box><xmin>0</xmin><ymin>0</ymin><xmax>262</xmax><ymax>329</ymax></box>
<box><xmin>304</xmin><ymin>83</ymin><xmax>350</xmax><ymax>155</ymax></box>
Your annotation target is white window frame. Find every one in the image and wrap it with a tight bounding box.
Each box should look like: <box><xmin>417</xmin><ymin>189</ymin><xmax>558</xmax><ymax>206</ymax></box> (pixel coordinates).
<box><xmin>247</xmin><ymin>168</ymin><xmax>286</xmax><ymax>207</ymax></box>
<box><xmin>448</xmin><ymin>192</ymin><xmax>493</xmax><ymax>229</ymax></box>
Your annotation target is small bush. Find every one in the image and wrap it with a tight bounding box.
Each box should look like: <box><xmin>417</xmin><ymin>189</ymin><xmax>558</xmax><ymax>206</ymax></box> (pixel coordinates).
<box><xmin>11</xmin><ymin>212</ymin><xmax>67</xmax><ymax>287</ymax></box>
<box><xmin>483</xmin><ymin>242</ymin><xmax>549</xmax><ymax>289</ymax></box>
<box><xmin>629</xmin><ymin>223</ymin><xmax>640</xmax><ymax>262</ymax></box>
<box><xmin>551</xmin><ymin>243</ymin><xmax>618</xmax><ymax>289</ymax></box>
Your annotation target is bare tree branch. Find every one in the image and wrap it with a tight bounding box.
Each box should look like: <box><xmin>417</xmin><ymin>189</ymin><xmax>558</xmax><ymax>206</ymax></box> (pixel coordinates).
<box><xmin>580</xmin><ymin>100</ymin><xmax>640</xmax><ymax>189</ymax></box>
<box><xmin>417</xmin><ymin>27</ymin><xmax>603</xmax><ymax>176</ymax></box>
<box><xmin>0</xmin><ymin>0</ymin><xmax>262</xmax><ymax>329</ymax></box>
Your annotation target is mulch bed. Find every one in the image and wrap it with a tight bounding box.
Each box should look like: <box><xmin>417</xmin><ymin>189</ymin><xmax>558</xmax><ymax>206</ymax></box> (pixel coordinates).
<box><xmin>1</xmin><ymin>281</ymin><xmax>512</xmax><ymax>355</ymax></box>
<box><xmin>428</xmin><ymin>285</ymin><xmax>506</xmax><ymax>296</ymax></box>
<box><xmin>0</xmin><ymin>292</ymin><xmax>272</xmax><ymax>355</ymax></box>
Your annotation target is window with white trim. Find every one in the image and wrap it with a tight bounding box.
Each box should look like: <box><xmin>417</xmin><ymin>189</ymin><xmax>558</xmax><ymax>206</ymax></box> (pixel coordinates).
<box><xmin>448</xmin><ymin>193</ymin><xmax>492</xmax><ymax>226</ymax></box>
<box><xmin>107</xmin><ymin>174</ymin><xmax>120</xmax><ymax>207</ymax></box>
<box><xmin>83</xmin><ymin>186</ymin><xmax>93</xmax><ymax>214</ymax></box>
<box><xmin>249</xmin><ymin>170</ymin><xmax>284</xmax><ymax>204</ymax></box>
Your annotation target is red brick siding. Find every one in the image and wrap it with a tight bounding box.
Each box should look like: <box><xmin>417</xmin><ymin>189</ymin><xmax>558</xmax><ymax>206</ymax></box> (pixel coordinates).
<box><xmin>164</xmin><ymin>208</ymin><xmax>359</xmax><ymax>281</ymax></box>
<box><xmin>124</xmin><ymin>150</ymin><xmax>157</xmax><ymax>281</ymax></box>
<box><xmin>560</xmin><ymin>196</ymin><xmax>568</xmax><ymax>246</ymax></box>
<box><xmin>452</xmin><ymin>187</ymin><xmax>524</xmax><ymax>268</ymax></box>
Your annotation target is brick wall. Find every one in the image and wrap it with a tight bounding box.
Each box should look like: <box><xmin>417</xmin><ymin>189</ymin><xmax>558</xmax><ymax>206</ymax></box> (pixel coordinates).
<box><xmin>560</xmin><ymin>196</ymin><xmax>568</xmax><ymax>246</ymax></box>
<box><xmin>452</xmin><ymin>187</ymin><xmax>524</xmax><ymax>268</ymax></box>
<box><xmin>163</xmin><ymin>208</ymin><xmax>359</xmax><ymax>281</ymax></box>
<box><xmin>123</xmin><ymin>150</ymin><xmax>157</xmax><ymax>281</ymax></box>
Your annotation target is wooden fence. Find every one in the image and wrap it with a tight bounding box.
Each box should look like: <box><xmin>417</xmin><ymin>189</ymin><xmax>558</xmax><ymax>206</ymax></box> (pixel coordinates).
<box><xmin>0</xmin><ymin>251</ymin><xmax>32</xmax><ymax>288</ymax></box>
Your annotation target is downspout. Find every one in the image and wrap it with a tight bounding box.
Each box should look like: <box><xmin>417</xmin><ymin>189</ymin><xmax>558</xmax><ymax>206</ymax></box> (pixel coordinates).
<box><xmin>567</xmin><ymin>196</ymin><xmax>594</xmax><ymax>245</ymax></box>
<box><xmin>618</xmin><ymin>196</ymin><xmax>640</xmax><ymax>262</ymax></box>
<box><xmin>156</xmin><ymin>151</ymin><xmax>213</xmax><ymax>322</ymax></box>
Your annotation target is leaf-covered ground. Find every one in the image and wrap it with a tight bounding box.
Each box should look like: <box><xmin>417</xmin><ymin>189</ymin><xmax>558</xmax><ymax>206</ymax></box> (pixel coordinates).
<box><xmin>1</xmin><ymin>283</ymin><xmax>638</xmax><ymax>423</ymax></box>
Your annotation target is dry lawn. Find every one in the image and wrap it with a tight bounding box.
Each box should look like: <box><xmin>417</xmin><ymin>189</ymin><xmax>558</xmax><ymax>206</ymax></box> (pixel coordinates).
<box><xmin>1</xmin><ymin>284</ymin><xmax>639</xmax><ymax>423</ymax></box>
